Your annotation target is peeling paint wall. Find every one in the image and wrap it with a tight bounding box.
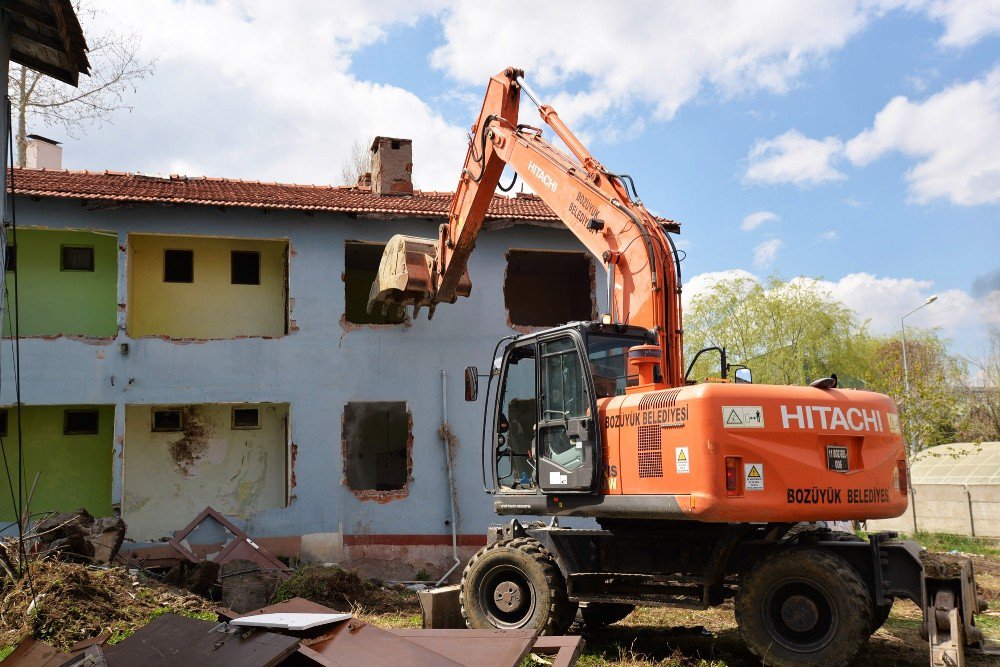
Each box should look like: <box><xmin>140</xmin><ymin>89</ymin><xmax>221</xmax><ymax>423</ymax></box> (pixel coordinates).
<box><xmin>0</xmin><ymin>405</ymin><xmax>114</xmax><ymax>521</ymax></box>
<box><xmin>6</xmin><ymin>198</ymin><xmax>608</xmax><ymax>562</ymax></box>
<box><xmin>3</xmin><ymin>229</ymin><xmax>118</xmax><ymax>337</ymax></box>
<box><xmin>122</xmin><ymin>403</ymin><xmax>288</xmax><ymax>539</ymax></box>
<box><xmin>127</xmin><ymin>234</ymin><xmax>287</xmax><ymax>339</ymax></box>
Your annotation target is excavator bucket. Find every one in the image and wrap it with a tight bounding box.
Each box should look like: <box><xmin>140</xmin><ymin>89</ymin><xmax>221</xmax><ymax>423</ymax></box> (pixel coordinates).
<box><xmin>366</xmin><ymin>234</ymin><xmax>471</xmax><ymax>318</ymax></box>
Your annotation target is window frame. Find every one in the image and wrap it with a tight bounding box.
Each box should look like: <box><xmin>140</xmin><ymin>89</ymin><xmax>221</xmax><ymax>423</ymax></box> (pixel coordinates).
<box><xmin>231</xmin><ymin>250</ymin><xmax>262</xmax><ymax>285</ymax></box>
<box><xmin>63</xmin><ymin>409</ymin><xmax>100</xmax><ymax>435</ymax></box>
<box><xmin>152</xmin><ymin>407</ymin><xmax>184</xmax><ymax>432</ymax></box>
<box><xmin>163</xmin><ymin>248</ymin><xmax>195</xmax><ymax>283</ymax></box>
<box><xmin>60</xmin><ymin>244</ymin><xmax>96</xmax><ymax>272</ymax></box>
<box><xmin>232</xmin><ymin>407</ymin><xmax>261</xmax><ymax>430</ymax></box>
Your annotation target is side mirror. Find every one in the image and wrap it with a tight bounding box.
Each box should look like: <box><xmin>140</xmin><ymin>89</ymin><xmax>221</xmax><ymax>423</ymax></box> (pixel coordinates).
<box><xmin>465</xmin><ymin>366</ymin><xmax>479</xmax><ymax>401</ymax></box>
<box><xmin>734</xmin><ymin>368</ymin><xmax>752</xmax><ymax>384</ymax></box>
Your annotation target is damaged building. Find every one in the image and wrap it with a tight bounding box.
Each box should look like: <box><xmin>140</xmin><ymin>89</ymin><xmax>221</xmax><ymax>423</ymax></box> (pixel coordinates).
<box><xmin>0</xmin><ymin>136</ymin><xmax>607</xmax><ymax>575</ymax></box>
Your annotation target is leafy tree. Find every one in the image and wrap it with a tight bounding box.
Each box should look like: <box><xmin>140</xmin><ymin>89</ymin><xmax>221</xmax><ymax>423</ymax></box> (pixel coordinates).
<box><xmin>862</xmin><ymin>331</ymin><xmax>967</xmax><ymax>454</ymax></box>
<box><xmin>7</xmin><ymin>1</ymin><xmax>155</xmax><ymax>167</ymax></box>
<box><xmin>683</xmin><ymin>275</ymin><xmax>869</xmax><ymax>386</ymax></box>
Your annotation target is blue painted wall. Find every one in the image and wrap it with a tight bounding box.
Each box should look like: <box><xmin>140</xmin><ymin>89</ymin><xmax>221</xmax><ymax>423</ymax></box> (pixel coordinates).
<box><xmin>3</xmin><ymin>197</ymin><xmax>606</xmax><ymax>551</ymax></box>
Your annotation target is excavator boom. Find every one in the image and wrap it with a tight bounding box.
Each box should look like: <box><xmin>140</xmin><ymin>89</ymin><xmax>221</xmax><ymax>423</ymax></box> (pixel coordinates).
<box><xmin>368</xmin><ymin>67</ymin><xmax>685</xmax><ymax>387</ymax></box>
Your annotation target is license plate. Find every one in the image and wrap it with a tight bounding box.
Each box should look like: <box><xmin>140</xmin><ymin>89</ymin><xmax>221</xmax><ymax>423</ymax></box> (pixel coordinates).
<box><xmin>827</xmin><ymin>446</ymin><xmax>849</xmax><ymax>472</ymax></box>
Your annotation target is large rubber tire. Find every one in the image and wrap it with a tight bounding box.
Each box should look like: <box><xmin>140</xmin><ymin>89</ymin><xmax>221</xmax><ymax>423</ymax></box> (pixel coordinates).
<box><xmin>571</xmin><ymin>602</ymin><xmax>636</xmax><ymax>632</ymax></box>
<box><xmin>460</xmin><ymin>537</ymin><xmax>575</xmax><ymax>635</ymax></box>
<box><xmin>735</xmin><ymin>547</ymin><xmax>873</xmax><ymax>667</ymax></box>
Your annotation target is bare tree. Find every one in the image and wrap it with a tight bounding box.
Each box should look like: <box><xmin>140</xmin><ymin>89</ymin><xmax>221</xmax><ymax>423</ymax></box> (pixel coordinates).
<box><xmin>7</xmin><ymin>2</ymin><xmax>155</xmax><ymax>167</ymax></box>
<box><xmin>340</xmin><ymin>137</ymin><xmax>372</xmax><ymax>186</ymax></box>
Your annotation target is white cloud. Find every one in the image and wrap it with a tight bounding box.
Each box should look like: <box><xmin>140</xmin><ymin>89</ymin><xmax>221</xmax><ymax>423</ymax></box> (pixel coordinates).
<box><xmin>744</xmin><ymin>130</ymin><xmax>846</xmax><ymax>186</ymax></box>
<box><xmin>685</xmin><ymin>269</ymin><xmax>999</xmax><ymax>358</ymax></box>
<box><xmin>71</xmin><ymin>0</ymin><xmax>466</xmax><ymax>189</ymax></box>
<box><xmin>741</xmin><ymin>211</ymin><xmax>779</xmax><ymax>231</ymax></box>
<box><xmin>844</xmin><ymin>66</ymin><xmax>1000</xmax><ymax>205</ymax></box>
<box><xmin>797</xmin><ymin>273</ymin><xmax>1000</xmax><ymax>335</ymax></box>
<box><xmin>920</xmin><ymin>0</ymin><xmax>1000</xmax><ymax>47</ymax></box>
<box><xmin>753</xmin><ymin>239</ymin><xmax>784</xmax><ymax>268</ymax></box>
<box><xmin>746</xmin><ymin>66</ymin><xmax>1000</xmax><ymax>205</ymax></box>
<box><xmin>431</xmin><ymin>1</ymin><xmax>878</xmax><ymax>129</ymax></box>
<box><xmin>820</xmin><ymin>230</ymin><xmax>839</xmax><ymax>241</ymax></box>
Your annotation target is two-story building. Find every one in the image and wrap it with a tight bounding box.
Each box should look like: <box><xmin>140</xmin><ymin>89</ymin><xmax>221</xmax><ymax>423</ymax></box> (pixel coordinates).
<box><xmin>2</xmin><ymin>137</ymin><xmax>612</xmax><ymax>575</ymax></box>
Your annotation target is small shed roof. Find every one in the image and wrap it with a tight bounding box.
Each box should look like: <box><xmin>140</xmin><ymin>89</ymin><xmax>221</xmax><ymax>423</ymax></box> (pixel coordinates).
<box><xmin>4</xmin><ymin>0</ymin><xmax>89</xmax><ymax>86</ymax></box>
<box><xmin>910</xmin><ymin>441</ymin><xmax>1000</xmax><ymax>485</ymax></box>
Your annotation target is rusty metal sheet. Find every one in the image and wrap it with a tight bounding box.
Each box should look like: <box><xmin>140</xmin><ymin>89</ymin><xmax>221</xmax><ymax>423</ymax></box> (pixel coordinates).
<box><xmin>100</xmin><ymin>613</ymin><xmax>299</xmax><ymax>667</ymax></box>
<box><xmin>238</xmin><ymin>597</ymin><xmax>341</xmax><ymax>616</ymax></box>
<box><xmin>301</xmin><ymin>618</ymin><xmax>462</xmax><ymax>667</ymax></box>
<box><xmin>387</xmin><ymin>628</ymin><xmax>536</xmax><ymax>667</ymax></box>
<box><xmin>530</xmin><ymin>635</ymin><xmax>585</xmax><ymax>667</ymax></box>
<box><xmin>4</xmin><ymin>638</ymin><xmax>66</xmax><ymax>667</ymax></box>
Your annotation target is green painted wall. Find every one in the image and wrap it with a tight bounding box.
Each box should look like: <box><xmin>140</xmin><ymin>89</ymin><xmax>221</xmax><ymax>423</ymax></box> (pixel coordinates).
<box><xmin>0</xmin><ymin>405</ymin><xmax>115</xmax><ymax>521</ymax></box>
<box><xmin>4</xmin><ymin>229</ymin><xmax>118</xmax><ymax>337</ymax></box>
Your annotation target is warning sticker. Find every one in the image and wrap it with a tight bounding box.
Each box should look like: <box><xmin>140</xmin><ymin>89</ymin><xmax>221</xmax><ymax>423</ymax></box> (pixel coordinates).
<box><xmin>887</xmin><ymin>413</ymin><xmax>901</xmax><ymax>434</ymax></box>
<box><xmin>722</xmin><ymin>406</ymin><xmax>765</xmax><ymax>429</ymax></box>
<box><xmin>675</xmin><ymin>447</ymin><xmax>690</xmax><ymax>474</ymax></box>
<box><xmin>745</xmin><ymin>463</ymin><xmax>764</xmax><ymax>491</ymax></box>
<box><xmin>549</xmin><ymin>471</ymin><xmax>567</xmax><ymax>485</ymax></box>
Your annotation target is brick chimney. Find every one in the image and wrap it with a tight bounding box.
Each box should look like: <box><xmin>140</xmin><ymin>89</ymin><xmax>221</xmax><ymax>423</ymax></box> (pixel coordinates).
<box><xmin>370</xmin><ymin>137</ymin><xmax>412</xmax><ymax>196</ymax></box>
<box><xmin>25</xmin><ymin>135</ymin><xmax>62</xmax><ymax>169</ymax></box>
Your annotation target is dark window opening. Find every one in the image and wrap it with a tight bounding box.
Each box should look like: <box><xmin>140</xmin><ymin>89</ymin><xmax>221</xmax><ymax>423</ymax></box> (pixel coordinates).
<box><xmin>4</xmin><ymin>245</ymin><xmax>14</xmax><ymax>272</ymax></box>
<box><xmin>344</xmin><ymin>401</ymin><xmax>408</xmax><ymax>492</ymax></box>
<box><xmin>391</xmin><ymin>139</ymin><xmax>401</xmax><ymax>149</ymax></box>
<box><xmin>152</xmin><ymin>408</ymin><xmax>182</xmax><ymax>432</ymax></box>
<box><xmin>164</xmin><ymin>249</ymin><xmax>194</xmax><ymax>283</ymax></box>
<box><xmin>61</xmin><ymin>245</ymin><xmax>95</xmax><ymax>272</ymax></box>
<box><xmin>231</xmin><ymin>250</ymin><xmax>261</xmax><ymax>285</ymax></box>
<box><xmin>0</xmin><ymin>409</ymin><xmax>8</xmax><ymax>437</ymax></box>
<box><xmin>64</xmin><ymin>410</ymin><xmax>99</xmax><ymax>435</ymax></box>
<box><xmin>232</xmin><ymin>407</ymin><xmax>261</xmax><ymax>429</ymax></box>
<box><xmin>344</xmin><ymin>241</ymin><xmax>405</xmax><ymax>325</ymax></box>
<box><xmin>504</xmin><ymin>250</ymin><xmax>594</xmax><ymax>327</ymax></box>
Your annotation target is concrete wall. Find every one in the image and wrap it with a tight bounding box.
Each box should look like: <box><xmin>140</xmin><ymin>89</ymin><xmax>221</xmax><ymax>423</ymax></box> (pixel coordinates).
<box><xmin>122</xmin><ymin>402</ymin><xmax>288</xmax><ymax>539</ymax></box>
<box><xmin>4</xmin><ymin>229</ymin><xmax>118</xmax><ymax>337</ymax></box>
<box><xmin>4</xmin><ymin>197</ymin><xmax>604</xmax><ymax>568</ymax></box>
<box><xmin>867</xmin><ymin>484</ymin><xmax>1000</xmax><ymax>537</ymax></box>
<box><xmin>0</xmin><ymin>405</ymin><xmax>115</xmax><ymax>521</ymax></box>
<box><xmin>127</xmin><ymin>234</ymin><xmax>287</xmax><ymax>339</ymax></box>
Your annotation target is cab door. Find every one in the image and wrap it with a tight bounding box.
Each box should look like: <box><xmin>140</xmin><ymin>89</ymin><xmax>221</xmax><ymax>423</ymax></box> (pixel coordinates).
<box><xmin>537</xmin><ymin>335</ymin><xmax>598</xmax><ymax>493</ymax></box>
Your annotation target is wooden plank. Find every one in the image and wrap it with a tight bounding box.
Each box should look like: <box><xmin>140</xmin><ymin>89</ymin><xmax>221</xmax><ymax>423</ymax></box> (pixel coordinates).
<box><xmin>531</xmin><ymin>635</ymin><xmax>585</xmax><ymax>667</ymax></box>
<box><xmin>2</xmin><ymin>0</ymin><xmax>53</xmax><ymax>25</ymax></box>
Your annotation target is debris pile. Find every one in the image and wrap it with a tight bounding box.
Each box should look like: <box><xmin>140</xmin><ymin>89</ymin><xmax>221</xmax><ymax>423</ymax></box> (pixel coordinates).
<box><xmin>31</xmin><ymin>508</ymin><xmax>126</xmax><ymax>565</ymax></box>
<box><xmin>272</xmin><ymin>562</ymin><xmax>419</xmax><ymax>615</ymax></box>
<box><xmin>5</xmin><ymin>596</ymin><xmax>584</xmax><ymax>666</ymax></box>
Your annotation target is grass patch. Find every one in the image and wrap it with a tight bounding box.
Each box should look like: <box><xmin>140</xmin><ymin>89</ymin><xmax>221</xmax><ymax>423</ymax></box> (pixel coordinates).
<box><xmin>900</xmin><ymin>532</ymin><xmax>1000</xmax><ymax>557</ymax></box>
<box><xmin>272</xmin><ymin>563</ymin><xmax>419</xmax><ymax>615</ymax></box>
<box><xmin>0</xmin><ymin>645</ymin><xmax>13</xmax><ymax>660</ymax></box>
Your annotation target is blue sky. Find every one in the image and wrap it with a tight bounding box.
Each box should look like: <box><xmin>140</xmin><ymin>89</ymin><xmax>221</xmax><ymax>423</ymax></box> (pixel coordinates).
<box><xmin>49</xmin><ymin>1</ymin><xmax>1000</xmax><ymax>362</ymax></box>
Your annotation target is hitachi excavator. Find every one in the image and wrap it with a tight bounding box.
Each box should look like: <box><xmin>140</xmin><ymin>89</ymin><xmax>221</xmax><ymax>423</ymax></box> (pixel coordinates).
<box><xmin>368</xmin><ymin>68</ymin><xmax>994</xmax><ymax>666</ymax></box>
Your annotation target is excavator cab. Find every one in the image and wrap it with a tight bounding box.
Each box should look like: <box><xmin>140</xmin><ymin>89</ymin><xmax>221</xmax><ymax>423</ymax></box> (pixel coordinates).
<box><xmin>476</xmin><ymin>322</ymin><xmax>655</xmax><ymax>496</ymax></box>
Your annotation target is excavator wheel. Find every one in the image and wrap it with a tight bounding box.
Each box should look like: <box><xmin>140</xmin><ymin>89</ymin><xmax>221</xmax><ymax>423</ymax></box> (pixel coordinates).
<box><xmin>460</xmin><ymin>537</ymin><xmax>575</xmax><ymax>635</ymax></box>
<box><xmin>735</xmin><ymin>547</ymin><xmax>872</xmax><ymax>667</ymax></box>
<box><xmin>570</xmin><ymin>602</ymin><xmax>636</xmax><ymax>633</ymax></box>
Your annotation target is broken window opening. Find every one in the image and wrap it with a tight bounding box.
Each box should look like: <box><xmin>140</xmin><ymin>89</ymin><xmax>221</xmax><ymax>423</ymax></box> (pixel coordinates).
<box><xmin>163</xmin><ymin>249</ymin><xmax>194</xmax><ymax>283</ymax></box>
<box><xmin>64</xmin><ymin>409</ymin><xmax>99</xmax><ymax>435</ymax></box>
<box><xmin>232</xmin><ymin>407</ymin><xmax>261</xmax><ymax>430</ymax></box>
<box><xmin>0</xmin><ymin>409</ymin><xmax>8</xmax><ymax>437</ymax></box>
<box><xmin>231</xmin><ymin>250</ymin><xmax>261</xmax><ymax>285</ymax></box>
<box><xmin>504</xmin><ymin>249</ymin><xmax>595</xmax><ymax>328</ymax></box>
<box><xmin>344</xmin><ymin>401</ymin><xmax>409</xmax><ymax>492</ymax></box>
<box><xmin>60</xmin><ymin>245</ymin><xmax>95</xmax><ymax>272</ymax></box>
<box><xmin>4</xmin><ymin>245</ymin><xmax>14</xmax><ymax>272</ymax></box>
<box><xmin>152</xmin><ymin>408</ymin><xmax>183</xmax><ymax>432</ymax></box>
<box><xmin>344</xmin><ymin>241</ymin><xmax>406</xmax><ymax>325</ymax></box>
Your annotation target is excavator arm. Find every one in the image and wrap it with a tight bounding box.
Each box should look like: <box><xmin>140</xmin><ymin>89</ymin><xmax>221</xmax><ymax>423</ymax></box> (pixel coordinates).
<box><xmin>368</xmin><ymin>67</ymin><xmax>685</xmax><ymax>387</ymax></box>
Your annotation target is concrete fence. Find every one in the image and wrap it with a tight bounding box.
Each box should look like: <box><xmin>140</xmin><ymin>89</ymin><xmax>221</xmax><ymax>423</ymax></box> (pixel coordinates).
<box><xmin>867</xmin><ymin>484</ymin><xmax>1000</xmax><ymax>538</ymax></box>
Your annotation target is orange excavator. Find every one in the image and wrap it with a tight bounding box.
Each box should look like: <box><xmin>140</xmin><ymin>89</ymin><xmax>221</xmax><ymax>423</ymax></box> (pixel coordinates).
<box><xmin>369</xmin><ymin>68</ymin><xmax>993</xmax><ymax>666</ymax></box>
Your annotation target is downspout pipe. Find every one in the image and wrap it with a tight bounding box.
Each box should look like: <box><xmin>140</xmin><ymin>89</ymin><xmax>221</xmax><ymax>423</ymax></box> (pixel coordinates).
<box><xmin>436</xmin><ymin>369</ymin><xmax>461</xmax><ymax>587</ymax></box>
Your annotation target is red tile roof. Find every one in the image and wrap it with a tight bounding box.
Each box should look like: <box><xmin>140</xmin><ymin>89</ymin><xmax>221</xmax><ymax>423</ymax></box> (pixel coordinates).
<box><xmin>7</xmin><ymin>168</ymin><xmax>561</xmax><ymax>221</ymax></box>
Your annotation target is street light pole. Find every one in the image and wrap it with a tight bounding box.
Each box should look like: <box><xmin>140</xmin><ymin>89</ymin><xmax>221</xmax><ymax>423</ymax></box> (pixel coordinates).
<box><xmin>901</xmin><ymin>294</ymin><xmax>938</xmax><ymax>395</ymax></box>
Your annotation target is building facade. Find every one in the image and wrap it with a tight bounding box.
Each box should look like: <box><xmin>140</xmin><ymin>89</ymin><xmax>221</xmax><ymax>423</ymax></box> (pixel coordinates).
<box><xmin>1</xmin><ymin>140</ymin><xmax>609</xmax><ymax>574</ymax></box>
